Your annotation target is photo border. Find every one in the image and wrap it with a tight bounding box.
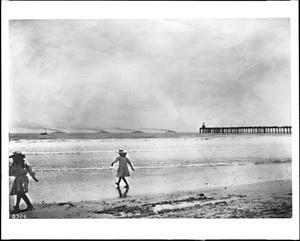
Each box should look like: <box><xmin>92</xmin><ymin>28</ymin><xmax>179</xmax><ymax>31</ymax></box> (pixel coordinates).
<box><xmin>1</xmin><ymin>1</ymin><xmax>299</xmax><ymax>239</ymax></box>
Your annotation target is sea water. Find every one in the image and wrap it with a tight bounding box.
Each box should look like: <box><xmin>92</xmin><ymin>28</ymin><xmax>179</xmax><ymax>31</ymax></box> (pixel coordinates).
<box><xmin>9</xmin><ymin>132</ymin><xmax>292</xmax><ymax>170</ymax></box>
<box><xmin>8</xmin><ymin>133</ymin><xmax>292</xmax><ymax>203</ymax></box>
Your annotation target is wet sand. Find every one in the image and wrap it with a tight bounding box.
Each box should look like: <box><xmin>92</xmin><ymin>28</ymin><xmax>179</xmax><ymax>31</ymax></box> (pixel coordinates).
<box><xmin>9</xmin><ymin>163</ymin><xmax>292</xmax><ymax>218</ymax></box>
<box><xmin>16</xmin><ymin>179</ymin><xmax>292</xmax><ymax>219</ymax></box>
<box><xmin>9</xmin><ymin>162</ymin><xmax>291</xmax><ymax>203</ymax></box>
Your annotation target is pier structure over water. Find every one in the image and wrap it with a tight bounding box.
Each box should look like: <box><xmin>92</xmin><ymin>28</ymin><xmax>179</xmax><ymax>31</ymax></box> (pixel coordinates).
<box><xmin>199</xmin><ymin>126</ymin><xmax>292</xmax><ymax>134</ymax></box>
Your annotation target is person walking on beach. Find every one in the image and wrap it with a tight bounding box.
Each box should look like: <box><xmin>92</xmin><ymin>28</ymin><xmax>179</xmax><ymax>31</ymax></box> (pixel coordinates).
<box><xmin>9</xmin><ymin>151</ymin><xmax>38</xmax><ymax>213</ymax></box>
<box><xmin>111</xmin><ymin>150</ymin><xmax>135</xmax><ymax>189</ymax></box>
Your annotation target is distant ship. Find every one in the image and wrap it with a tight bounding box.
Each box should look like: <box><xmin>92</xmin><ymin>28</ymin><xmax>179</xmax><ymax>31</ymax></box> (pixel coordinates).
<box><xmin>131</xmin><ymin>130</ymin><xmax>143</xmax><ymax>133</ymax></box>
<box><xmin>40</xmin><ymin>128</ymin><xmax>47</xmax><ymax>135</ymax></box>
<box><xmin>53</xmin><ymin>130</ymin><xmax>65</xmax><ymax>134</ymax></box>
<box><xmin>97</xmin><ymin>130</ymin><xmax>109</xmax><ymax>133</ymax></box>
<box><xmin>166</xmin><ymin>130</ymin><xmax>176</xmax><ymax>133</ymax></box>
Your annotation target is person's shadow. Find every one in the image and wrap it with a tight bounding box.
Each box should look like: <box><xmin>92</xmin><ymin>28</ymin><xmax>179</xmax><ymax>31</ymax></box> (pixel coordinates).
<box><xmin>116</xmin><ymin>187</ymin><xmax>129</xmax><ymax>198</ymax></box>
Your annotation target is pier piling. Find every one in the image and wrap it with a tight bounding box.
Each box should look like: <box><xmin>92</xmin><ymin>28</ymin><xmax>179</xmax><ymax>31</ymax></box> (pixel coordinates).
<box><xmin>199</xmin><ymin>126</ymin><xmax>291</xmax><ymax>134</ymax></box>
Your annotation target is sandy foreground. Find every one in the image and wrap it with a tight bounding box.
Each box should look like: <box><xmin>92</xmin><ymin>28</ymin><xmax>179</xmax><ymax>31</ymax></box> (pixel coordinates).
<box><xmin>11</xmin><ymin>179</ymin><xmax>292</xmax><ymax>219</ymax></box>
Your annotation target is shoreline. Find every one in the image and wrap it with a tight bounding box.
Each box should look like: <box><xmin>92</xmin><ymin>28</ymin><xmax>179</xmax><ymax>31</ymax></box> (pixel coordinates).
<box><xmin>11</xmin><ymin>179</ymin><xmax>292</xmax><ymax>219</ymax></box>
<box><xmin>9</xmin><ymin>162</ymin><xmax>292</xmax><ymax>205</ymax></box>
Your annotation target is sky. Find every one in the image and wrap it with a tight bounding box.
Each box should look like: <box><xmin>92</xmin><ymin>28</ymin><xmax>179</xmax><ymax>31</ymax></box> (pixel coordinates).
<box><xmin>9</xmin><ymin>19</ymin><xmax>291</xmax><ymax>132</ymax></box>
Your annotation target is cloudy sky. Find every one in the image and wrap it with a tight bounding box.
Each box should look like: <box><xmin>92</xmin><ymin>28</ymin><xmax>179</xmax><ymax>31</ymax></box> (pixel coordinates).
<box><xmin>9</xmin><ymin>19</ymin><xmax>291</xmax><ymax>132</ymax></box>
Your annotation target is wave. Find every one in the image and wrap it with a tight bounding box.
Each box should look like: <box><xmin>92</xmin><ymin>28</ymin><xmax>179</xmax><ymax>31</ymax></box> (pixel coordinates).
<box><xmin>33</xmin><ymin>158</ymin><xmax>291</xmax><ymax>172</ymax></box>
<box><xmin>12</xmin><ymin>145</ymin><xmax>291</xmax><ymax>156</ymax></box>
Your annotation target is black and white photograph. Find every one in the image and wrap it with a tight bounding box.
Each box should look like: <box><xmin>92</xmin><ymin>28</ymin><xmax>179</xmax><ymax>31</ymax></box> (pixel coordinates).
<box><xmin>1</xmin><ymin>1</ymin><xmax>299</xmax><ymax>240</ymax></box>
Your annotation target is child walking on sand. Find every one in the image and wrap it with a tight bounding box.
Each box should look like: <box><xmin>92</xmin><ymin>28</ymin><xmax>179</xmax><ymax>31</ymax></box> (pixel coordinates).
<box><xmin>9</xmin><ymin>151</ymin><xmax>38</xmax><ymax>213</ymax></box>
<box><xmin>111</xmin><ymin>150</ymin><xmax>135</xmax><ymax>189</ymax></box>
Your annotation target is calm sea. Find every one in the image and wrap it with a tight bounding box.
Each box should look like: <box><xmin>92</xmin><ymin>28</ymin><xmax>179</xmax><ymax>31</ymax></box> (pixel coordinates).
<box><xmin>9</xmin><ymin>132</ymin><xmax>200</xmax><ymax>141</ymax></box>
<box><xmin>8</xmin><ymin>132</ymin><xmax>292</xmax><ymax>172</ymax></box>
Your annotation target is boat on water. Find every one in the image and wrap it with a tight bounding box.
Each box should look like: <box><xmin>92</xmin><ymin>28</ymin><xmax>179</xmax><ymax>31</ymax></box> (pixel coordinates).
<box><xmin>131</xmin><ymin>130</ymin><xmax>143</xmax><ymax>133</ymax></box>
<box><xmin>97</xmin><ymin>130</ymin><xmax>109</xmax><ymax>134</ymax></box>
<box><xmin>40</xmin><ymin>128</ymin><xmax>47</xmax><ymax>135</ymax></box>
<box><xmin>53</xmin><ymin>130</ymin><xmax>65</xmax><ymax>133</ymax></box>
<box><xmin>166</xmin><ymin>130</ymin><xmax>176</xmax><ymax>133</ymax></box>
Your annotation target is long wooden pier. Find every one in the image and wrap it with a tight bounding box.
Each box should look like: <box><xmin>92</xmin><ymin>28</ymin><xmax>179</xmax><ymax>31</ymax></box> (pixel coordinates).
<box><xmin>199</xmin><ymin>126</ymin><xmax>292</xmax><ymax>134</ymax></box>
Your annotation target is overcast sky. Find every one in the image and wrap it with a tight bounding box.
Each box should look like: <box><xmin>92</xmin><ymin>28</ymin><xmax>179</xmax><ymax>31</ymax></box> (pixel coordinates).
<box><xmin>9</xmin><ymin>19</ymin><xmax>291</xmax><ymax>132</ymax></box>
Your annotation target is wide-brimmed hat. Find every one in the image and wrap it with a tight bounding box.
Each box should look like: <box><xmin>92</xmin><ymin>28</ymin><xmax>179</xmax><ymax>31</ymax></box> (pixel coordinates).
<box><xmin>118</xmin><ymin>149</ymin><xmax>127</xmax><ymax>154</ymax></box>
<box><xmin>9</xmin><ymin>151</ymin><xmax>25</xmax><ymax>158</ymax></box>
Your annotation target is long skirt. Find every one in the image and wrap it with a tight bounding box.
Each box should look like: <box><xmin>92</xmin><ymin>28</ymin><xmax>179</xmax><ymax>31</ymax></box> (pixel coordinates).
<box><xmin>10</xmin><ymin>175</ymin><xmax>29</xmax><ymax>195</ymax></box>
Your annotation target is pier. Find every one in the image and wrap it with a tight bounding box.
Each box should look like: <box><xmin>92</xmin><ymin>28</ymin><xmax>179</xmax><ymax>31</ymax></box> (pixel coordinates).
<box><xmin>199</xmin><ymin>126</ymin><xmax>292</xmax><ymax>134</ymax></box>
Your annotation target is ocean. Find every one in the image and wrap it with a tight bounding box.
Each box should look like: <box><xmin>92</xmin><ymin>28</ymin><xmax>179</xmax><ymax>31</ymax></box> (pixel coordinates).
<box><xmin>8</xmin><ymin>132</ymin><xmax>292</xmax><ymax>203</ymax></box>
<box><xmin>9</xmin><ymin>132</ymin><xmax>292</xmax><ymax>171</ymax></box>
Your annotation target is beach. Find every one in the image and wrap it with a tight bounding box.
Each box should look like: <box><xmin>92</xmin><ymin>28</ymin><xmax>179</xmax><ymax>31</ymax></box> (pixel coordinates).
<box><xmin>15</xmin><ymin>169</ymin><xmax>292</xmax><ymax>219</ymax></box>
<box><xmin>18</xmin><ymin>179</ymin><xmax>292</xmax><ymax>219</ymax></box>
<box><xmin>8</xmin><ymin>133</ymin><xmax>292</xmax><ymax>218</ymax></box>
